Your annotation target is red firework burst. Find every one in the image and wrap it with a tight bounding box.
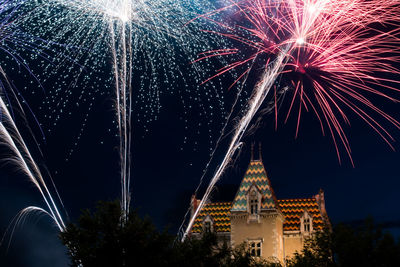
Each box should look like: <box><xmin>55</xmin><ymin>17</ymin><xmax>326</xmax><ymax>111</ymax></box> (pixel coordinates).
<box><xmin>198</xmin><ymin>0</ymin><xmax>400</xmax><ymax>164</ymax></box>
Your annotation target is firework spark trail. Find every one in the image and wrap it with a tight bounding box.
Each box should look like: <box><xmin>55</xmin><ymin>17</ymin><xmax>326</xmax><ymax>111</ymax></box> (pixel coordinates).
<box><xmin>0</xmin><ymin>0</ymin><xmax>65</xmax><ymax>233</ymax></box>
<box><xmin>19</xmin><ymin>0</ymin><xmax>235</xmax><ymax>219</ymax></box>
<box><xmin>107</xmin><ymin>13</ymin><xmax>131</xmax><ymax>219</ymax></box>
<box><xmin>0</xmin><ymin>206</ymin><xmax>53</xmax><ymax>248</ymax></box>
<box><xmin>59</xmin><ymin>0</ymin><xmax>135</xmax><ymax>219</ymax></box>
<box><xmin>37</xmin><ymin>0</ymin><xmax>136</xmax><ymax>219</ymax></box>
<box><xmin>182</xmin><ymin>0</ymin><xmax>400</xmax><ymax>239</ymax></box>
<box><xmin>182</xmin><ymin>48</ymin><xmax>289</xmax><ymax>241</ymax></box>
<box><xmin>0</xmin><ymin>96</ymin><xmax>65</xmax><ymax>231</ymax></box>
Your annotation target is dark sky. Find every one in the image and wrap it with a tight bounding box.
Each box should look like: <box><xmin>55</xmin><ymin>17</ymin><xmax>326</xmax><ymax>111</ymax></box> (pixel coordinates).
<box><xmin>1</xmin><ymin>4</ymin><xmax>400</xmax><ymax>267</ymax></box>
<box><xmin>2</xmin><ymin>81</ymin><xmax>400</xmax><ymax>266</ymax></box>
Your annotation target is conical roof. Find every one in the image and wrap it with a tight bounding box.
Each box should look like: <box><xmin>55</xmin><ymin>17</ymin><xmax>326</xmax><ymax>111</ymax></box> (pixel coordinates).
<box><xmin>231</xmin><ymin>160</ymin><xmax>277</xmax><ymax>212</ymax></box>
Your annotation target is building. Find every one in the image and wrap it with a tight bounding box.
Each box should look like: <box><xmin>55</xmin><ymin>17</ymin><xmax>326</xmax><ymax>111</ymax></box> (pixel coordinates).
<box><xmin>190</xmin><ymin>145</ymin><xmax>329</xmax><ymax>264</ymax></box>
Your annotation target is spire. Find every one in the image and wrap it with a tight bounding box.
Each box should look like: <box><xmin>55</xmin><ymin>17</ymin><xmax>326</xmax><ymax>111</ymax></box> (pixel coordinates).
<box><xmin>190</xmin><ymin>195</ymin><xmax>200</xmax><ymax>220</ymax></box>
<box><xmin>250</xmin><ymin>142</ymin><xmax>263</xmax><ymax>161</ymax></box>
<box><xmin>250</xmin><ymin>142</ymin><xmax>262</xmax><ymax>161</ymax></box>
<box><xmin>316</xmin><ymin>189</ymin><xmax>327</xmax><ymax>217</ymax></box>
<box><xmin>231</xmin><ymin>158</ymin><xmax>277</xmax><ymax>212</ymax></box>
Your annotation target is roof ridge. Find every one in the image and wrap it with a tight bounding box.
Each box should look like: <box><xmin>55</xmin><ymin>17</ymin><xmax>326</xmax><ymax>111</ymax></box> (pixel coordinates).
<box><xmin>277</xmin><ymin>198</ymin><xmax>317</xmax><ymax>201</ymax></box>
<box><xmin>205</xmin><ymin>202</ymin><xmax>233</xmax><ymax>205</ymax></box>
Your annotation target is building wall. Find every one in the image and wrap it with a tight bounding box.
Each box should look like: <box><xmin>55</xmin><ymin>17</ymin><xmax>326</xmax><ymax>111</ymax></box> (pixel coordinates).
<box><xmin>283</xmin><ymin>233</ymin><xmax>304</xmax><ymax>259</ymax></box>
<box><xmin>216</xmin><ymin>232</ymin><xmax>231</xmax><ymax>247</ymax></box>
<box><xmin>276</xmin><ymin>215</ymin><xmax>284</xmax><ymax>262</ymax></box>
<box><xmin>231</xmin><ymin>210</ymin><xmax>284</xmax><ymax>263</ymax></box>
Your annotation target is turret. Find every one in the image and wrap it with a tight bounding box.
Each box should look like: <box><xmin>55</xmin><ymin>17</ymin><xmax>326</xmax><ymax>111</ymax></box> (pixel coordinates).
<box><xmin>190</xmin><ymin>194</ymin><xmax>200</xmax><ymax>220</ymax></box>
<box><xmin>315</xmin><ymin>188</ymin><xmax>330</xmax><ymax>227</ymax></box>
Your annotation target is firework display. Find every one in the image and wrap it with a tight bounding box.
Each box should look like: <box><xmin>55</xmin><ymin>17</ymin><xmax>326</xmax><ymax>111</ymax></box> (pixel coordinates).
<box><xmin>13</xmin><ymin>0</ymin><xmax>233</xmax><ymax>218</ymax></box>
<box><xmin>182</xmin><ymin>0</ymin><xmax>400</xmax><ymax>240</ymax></box>
<box><xmin>0</xmin><ymin>97</ymin><xmax>65</xmax><ymax>232</ymax></box>
<box><xmin>0</xmin><ymin>0</ymin><xmax>399</xmax><ymax>260</ymax></box>
<box><xmin>0</xmin><ymin>0</ymin><xmax>65</xmax><ymax>233</ymax></box>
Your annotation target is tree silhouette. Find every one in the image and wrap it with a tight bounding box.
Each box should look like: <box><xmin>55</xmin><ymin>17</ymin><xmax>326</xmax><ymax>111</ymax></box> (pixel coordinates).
<box><xmin>60</xmin><ymin>201</ymin><xmax>280</xmax><ymax>267</ymax></box>
<box><xmin>287</xmin><ymin>218</ymin><xmax>400</xmax><ymax>267</ymax></box>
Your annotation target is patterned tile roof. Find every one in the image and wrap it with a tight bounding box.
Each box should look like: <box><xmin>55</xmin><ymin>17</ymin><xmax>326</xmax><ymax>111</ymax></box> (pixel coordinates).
<box><xmin>191</xmin><ymin>198</ymin><xmax>325</xmax><ymax>234</ymax></box>
<box><xmin>277</xmin><ymin>198</ymin><xmax>324</xmax><ymax>231</ymax></box>
<box><xmin>231</xmin><ymin>160</ymin><xmax>277</xmax><ymax>212</ymax></box>
<box><xmin>190</xmin><ymin>159</ymin><xmax>326</xmax><ymax>234</ymax></box>
<box><xmin>192</xmin><ymin>202</ymin><xmax>232</xmax><ymax>233</ymax></box>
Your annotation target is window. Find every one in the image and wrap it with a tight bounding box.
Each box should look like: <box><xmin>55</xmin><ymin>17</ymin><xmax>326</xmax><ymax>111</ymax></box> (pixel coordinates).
<box><xmin>203</xmin><ymin>216</ymin><xmax>213</xmax><ymax>233</ymax></box>
<box><xmin>204</xmin><ymin>221</ymin><xmax>211</xmax><ymax>233</ymax></box>
<box><xmin>304</xmin><ymin>218</ymin><xmax>311</xmax><ymax>232</ymax></box>
<box><xmin>249</xmin><ymin>240</ymin><xmax>261</xmax><ymax>257</ymax></box>
<box><xmin>250</xmin><ymin>190</ymin><xmax>258</xmax><ymax>215</ymax></box>
<box><xmin>301</xmin><ymin>212</ymin><xmax>313</xmax><ymax>234</ymax></box>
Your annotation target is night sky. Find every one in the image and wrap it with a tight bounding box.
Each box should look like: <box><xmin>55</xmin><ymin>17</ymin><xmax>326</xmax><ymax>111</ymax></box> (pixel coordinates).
<box><xmin>1</xmin><ymin>2</ymin><xmax>400</xmax><ymax>267</ymax></box>
<box><xmin>2</xmin><ymin>81</ymin><xmax>400</xmax><ymax>266</ymax></box>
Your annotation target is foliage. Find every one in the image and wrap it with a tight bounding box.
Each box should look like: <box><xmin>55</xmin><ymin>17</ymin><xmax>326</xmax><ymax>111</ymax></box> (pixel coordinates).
<box><xmin>60</xmin><ymin>201</ymin><xmax>175</xmax><ymax>267</ymax></box>
<box><xmin>287</xmin><ymin>218</ymin><xmax>400</xmax><ymax>267</ymax></box>
<box><xmin>62</xmin><ymin>201</ymin><xmax>400</xmax><ymax>267</ymax></box>
<box><xmin>175</xmin><ymin>236</ymin><xmax>281</xmax><ymax>267</ymax></box>
<box><xmin>286</xmin><ymin>228</ymin><xmax>335</xmax><ymax>267</ymax></box>
<box><xmin>60</xmin><ymin>201</ymin><xmax>280</xmax><ymax>267</ymax></box>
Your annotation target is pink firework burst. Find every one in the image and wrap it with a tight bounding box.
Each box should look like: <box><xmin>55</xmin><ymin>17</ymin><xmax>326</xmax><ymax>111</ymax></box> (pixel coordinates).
<box><xmin>199</xmin><ymin>0</ymin><xmax>400</xmax><ymax>163</ymax></box>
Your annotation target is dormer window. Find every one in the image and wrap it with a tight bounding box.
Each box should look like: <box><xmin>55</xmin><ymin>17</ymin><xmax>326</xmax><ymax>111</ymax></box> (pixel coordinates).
<box><xmin>301</xmin><ymin>211</ymin><xmax>313</xmax><ymax>234</ymax></box>
<box><xmin>203</xmin><ymin>216</ymin><xmax>213</xmax><ymax>233</ymax></box>
<box><xmin>304</xmin><ymin>218</ymin><xmax>311</xmax><ymax>232</ymax></box>
<box><xmin>250</xmin><ymin>190</ymin><xmax>258</xmax><ymax>215</ymax></box>
<box><xmin>204</xmin><ymin>221</ymin><xmax>211</xmax><ymax>233</ymax></box>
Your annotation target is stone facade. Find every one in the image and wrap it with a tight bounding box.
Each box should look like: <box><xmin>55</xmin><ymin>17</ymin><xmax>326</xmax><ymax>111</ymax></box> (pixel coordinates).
<box><xmin>190</xmin><ymin>150</ymin><xmax>329</xmax><ymax>265</ymax></box>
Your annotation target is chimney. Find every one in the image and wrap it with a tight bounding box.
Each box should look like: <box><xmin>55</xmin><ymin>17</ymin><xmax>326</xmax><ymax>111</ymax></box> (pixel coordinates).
<box><xmin>315</xmin><ymin>189</ymin><xmax>330</xmax><ymax>226</ymax></box>
<box><xmin>190</xmin><ymin>194</ymin><xmax>200</xmax><ymax>220</ymax></box>
<box><xmin>251</xmin><ymin>142</ymin><xmax>263</xmax><ymax>161</ymax></box>
<box><xmin>251</xmin><ymin>143</ymin><xmax>254</xmax><ymax>160</ymax></box>
<box><xmin>318</xmin><ymin>189</ymin><xmax>326</xmax><ymax>213</ymax></box>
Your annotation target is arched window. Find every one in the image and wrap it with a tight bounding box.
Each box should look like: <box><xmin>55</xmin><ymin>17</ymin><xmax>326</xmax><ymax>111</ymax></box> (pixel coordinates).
<box><xmin>301</xmin><ymin>211</ymin><xmax>313</xmax><ymax>234</ymax></box>
<box><xmin>204</xmin><ymin>221</ymin><xmax>211</xmax><ymax>233</ymax></box>
<box><xmin>203</xmin><ymin>216</ymin><xmax>213</xmax><ymax>233</ymax></box>
<box><xmin>250</xmin><ymin>190</ymin><xmax>258</xmax><ymax>215</ymax></box>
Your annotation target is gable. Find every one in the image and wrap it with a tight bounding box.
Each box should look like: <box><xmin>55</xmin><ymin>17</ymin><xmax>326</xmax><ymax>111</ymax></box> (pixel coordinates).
<box><xmin>231</xmin><ymin>160</ymin><xmax>277</xmax><ymax>212</ymax></box>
